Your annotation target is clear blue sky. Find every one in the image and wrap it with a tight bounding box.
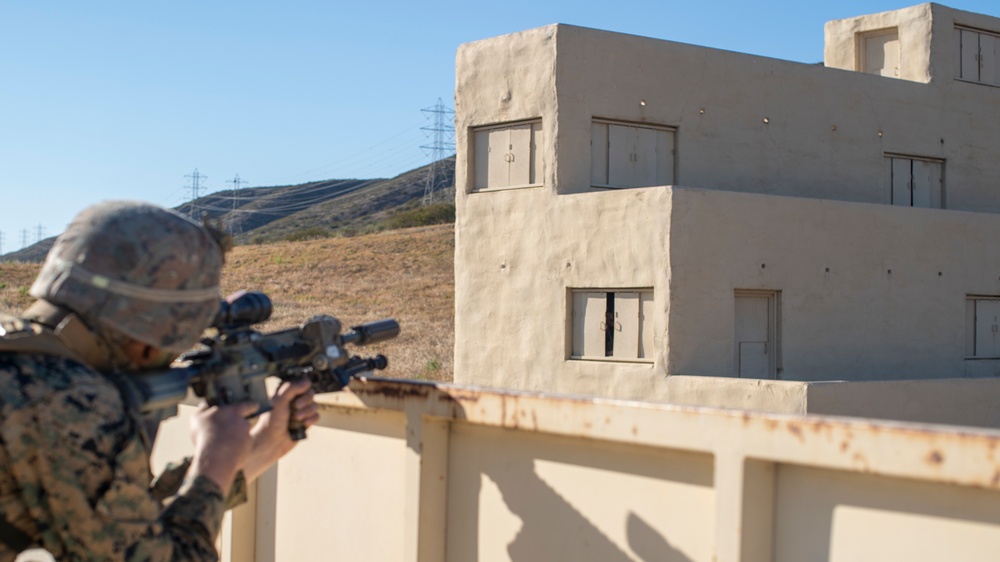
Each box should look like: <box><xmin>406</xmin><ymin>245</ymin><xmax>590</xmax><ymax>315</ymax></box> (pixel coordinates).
<box><xmin>1</xmin><ymin>0</ymin><xmax>996</xmax><ymax>252</ymax></box>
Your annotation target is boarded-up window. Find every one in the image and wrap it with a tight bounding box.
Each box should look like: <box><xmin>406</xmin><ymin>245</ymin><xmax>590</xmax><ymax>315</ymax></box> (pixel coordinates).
<box><xmin>472</xmin><ymin>121</ymin><xmax>543</xmax><ymax>191</ymax></box>
<box><xmin>591</xmin><ymin>120</ymin><xmax>675</xmax><ymax>189</ymax></box>
<box><xmin>956</xmin><ymin>26</ymin><xmax>1000</xmax><ymax>86</ymax></box>
<box><xmin>858</xmin><ymin>28</ymin><xmax>900</xmax><ymax>77</ymax></box>
<box><xmin>885</xmin><ymin>155</ymin><xmax>944</xmax><ymax>208</ymax></box>
<box><xmin>966</xmin><ymin>296</ymin><xmax>1000</xmax><ymax>358</ymax></box>
<box><xmin>571</xmin><ymin>289</ymin><xmax>654</xmax><ymax>361</ymax></box>
<box><xmin>734</xmin><ymin>290</ymin><xmax>780</xmax><ymax>378</ymax></box>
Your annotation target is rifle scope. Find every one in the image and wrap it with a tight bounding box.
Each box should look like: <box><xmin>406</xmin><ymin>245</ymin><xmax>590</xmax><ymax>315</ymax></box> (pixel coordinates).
<box><xmin>214</xmin><ymin>291</ymin><xmax>273</xmax><ymax>328</ymax></box>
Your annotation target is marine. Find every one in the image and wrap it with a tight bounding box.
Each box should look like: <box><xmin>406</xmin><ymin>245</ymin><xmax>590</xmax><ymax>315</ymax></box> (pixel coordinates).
<box><xmin>0</xmin><ymin>201</ymin><xmax>318</xmax><ymax>560</ymax></box>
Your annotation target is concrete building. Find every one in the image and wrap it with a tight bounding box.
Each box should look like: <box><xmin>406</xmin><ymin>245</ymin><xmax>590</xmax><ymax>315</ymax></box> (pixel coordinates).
<box><xmin>453</xmin><ymin>4</ymin><xmax>1000</xmax><ymax>403</ymax></box>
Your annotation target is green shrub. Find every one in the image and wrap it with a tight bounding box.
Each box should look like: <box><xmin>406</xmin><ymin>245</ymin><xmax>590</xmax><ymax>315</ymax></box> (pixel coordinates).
<box><xmin>382</xmin><ymin>203</ymin><xmax>455</xmax><ymax>230</ymax></box>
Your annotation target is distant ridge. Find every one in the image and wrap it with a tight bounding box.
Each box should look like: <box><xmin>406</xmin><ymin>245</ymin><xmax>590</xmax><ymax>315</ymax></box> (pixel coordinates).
<box><xmin>1</xmin><ymin>157</ymin><xmax>455</xmax><ymax>263</ymax></box>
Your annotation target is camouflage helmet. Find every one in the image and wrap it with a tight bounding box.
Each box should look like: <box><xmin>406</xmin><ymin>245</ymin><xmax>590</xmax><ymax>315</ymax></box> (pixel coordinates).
<box><xmin>30</xmin><ymin>201</ymin><xmax>225</xmax><ymax>353</ymax></box>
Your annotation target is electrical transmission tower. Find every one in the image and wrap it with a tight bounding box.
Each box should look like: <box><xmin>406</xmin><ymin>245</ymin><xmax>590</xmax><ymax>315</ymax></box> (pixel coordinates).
<box><xmin>35</xmin><ymin>224</ymin><xmax>44</xmax><ymax>243</ymax></box>
<box><xmin>184</xmin><ymin>169</ymin><xmax>208</xmax><ymax>219</ymax></box>
<box><xmin>228</xmin><ymin>174</ymin><xmax>249</xmax><ymax>236</ymax></box>
<box><xmin>420</xmin><ymin>98</ymin><xmax>455</xmax><ymax>205</ymax></box>
<box><xmin>20</xmin><ymin>229</ymin><xmax>29</xmax><ymax>250</ymax></box>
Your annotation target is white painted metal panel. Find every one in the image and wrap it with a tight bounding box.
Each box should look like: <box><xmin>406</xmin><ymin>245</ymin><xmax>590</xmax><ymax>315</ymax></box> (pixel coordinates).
<box><xmin>507</xmin><ymin>124</ymin><xmax>532</xmax><ymax>187</ymax></box>
<box><xmin>203</xmin><ymin>379</ymin><xmax>1000</xmax><ymax>561</ymax></box>
<box><xmin>775</xmin><ymin>465</ymin><xmax>1000</xmax><ymax>562</ymax></box>
<box><xmin>865</xmin><ymin>32</ymin><xmax>899</xmax><ymax>77</ymax></box>
<box><xmin>967</xmin><ymin>298</ymin><xmax>977</xmax><ymax>356</ymax></box>
<box><xmin>487</xmin><ymin>128</ymin><xmax>509</xmax><ymax>188</ymax></box>
<box><xmin>573</xmin><ymin>292</ymin><xmax>608</xmax><ymax>357</ymax></box>
<box><xmin>962</xmin><ymin>29</ymin><xmax>981</xmax><ymax>81</ymax></box>
<box><xmin>530</xmin><ymin>122</ymin><xmax>543</xmax><ymax>185</ymax></box>
<box><xmin>608</xmin><ymin>124</ymin><xmax>634</xmax><ymax>187</ymax></box>
<box><xmin>633</xmin><ymin>127</ymin><xmax>658</xmax><ymax>187</ymax></box>
<box><xmin>735</xmin><ymin>295</ymin><xmax>769</xmax><ymax>342</ymax></box>
<box><xmin>613</xmin><ymin>292</ymin><xmax>640</xmax><ymax>359</ymax></box>
<box><xmin>656</xmin><ymin>128</ymin><xmax>675</xmax><ymax>186</ymax></box>
<box><xmin>739</xmin><ymin>342</ymin><xmax>769</xmax><ymax>379</ymax></box>
<box><xmin>446</xmin><ymin>423</ymin><xmax>715</xmax><ymax>562</ymax></box>
<box><xmin>640</xmin><ymin>291</ymin><xmax>655</xmax><ymax>359</ymax></box>
<box><xmin>981</xmin><ymin>32</ymin><xmax>998</xmax><ymax>86</ymax></box>
<box><xmin>975</xmin><ymin>299</ymin><xmax>1000</xmax><ymax>357</ymax></box>
<box><xmin>890</xmin><ymin>157</ymin><xmax>911</xmax><ymax>206</ymax></box>
<box><xmin>911</xmin><ymin>159</ymin><xmax>935</xmax><ymax>208</ymax></box>
<box><xmin>272</xmin><ymin>409</ymin><xmax>409</xmax><ymax>562</ymax></box>
<box><xmin>473</xmin><ymin>129</ymin><xmax>492</xmax><ymax>190</ymax></box>
<box><xmin>735</xmin><ymin>295</ymin><xmax>770</xmax><ymax>378</ymax></box>
<box><xmin>590</xmin><ymin>122</ymin><xmax>609</xmax><ymax>185</ymax></box>
<box><xmin>955</xmin><ymin>26</ymin><xmax>964</xmax><ymax>79</ymax></box>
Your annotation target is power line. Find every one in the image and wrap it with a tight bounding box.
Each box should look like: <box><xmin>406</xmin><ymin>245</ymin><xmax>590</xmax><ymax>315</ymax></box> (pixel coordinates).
<box><xmin>20</xmin><ymin>229</ymin><xmax>29</xmax><ymax>250</ymax></box>
<box><xmin>35</xmin><ymin>224</ymin><xmax>44</xmax><ymax>244</ymax></box>
<box><xmin>184</xmin><ymin>169</ymin><xmax>208</xmax><ymax>218</ymax></box>
<box><xmin>420</xmin><ymin>98</ymin><xmax>455</xmax><ymax>205</ymax></box>
<box><xmin>228</xmin><ymin>174</ymin><xmax>249</xmax><ymax>235</ymax></box>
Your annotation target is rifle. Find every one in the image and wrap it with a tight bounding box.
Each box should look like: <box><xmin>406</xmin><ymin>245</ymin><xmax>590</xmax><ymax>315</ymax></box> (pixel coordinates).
<box><xmin>131</xmin><ymin>291</ymin><xmax>399</xmax><ymax>440</ymax></box>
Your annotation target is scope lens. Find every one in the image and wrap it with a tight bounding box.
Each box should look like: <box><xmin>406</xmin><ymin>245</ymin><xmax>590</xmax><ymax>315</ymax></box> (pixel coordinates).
<box><xmin>216</xmin><ymin>291</ymin><xmax>273</xmax><ymax>327</ymax></box>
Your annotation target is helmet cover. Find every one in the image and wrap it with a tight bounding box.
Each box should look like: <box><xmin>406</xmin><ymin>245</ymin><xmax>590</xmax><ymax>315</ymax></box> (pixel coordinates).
<box><xmin>30</xmin><ymin>201</ymin><xmax>225</xmax><ymax>353</ymax></box>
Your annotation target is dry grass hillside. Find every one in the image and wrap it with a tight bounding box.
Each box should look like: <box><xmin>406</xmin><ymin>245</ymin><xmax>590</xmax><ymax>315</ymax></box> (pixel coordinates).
<box><xmin>0</xmin><ymin>224</ymin><xmax>455</xmax><ymax>381</ymax></box>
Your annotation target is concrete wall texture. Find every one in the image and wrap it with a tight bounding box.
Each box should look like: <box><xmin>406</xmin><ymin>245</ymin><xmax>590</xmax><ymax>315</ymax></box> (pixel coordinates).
<box><xmin>454</xmin><ymin>3</ymin><xmax>1000</xmax><ymax>404</ymax></box>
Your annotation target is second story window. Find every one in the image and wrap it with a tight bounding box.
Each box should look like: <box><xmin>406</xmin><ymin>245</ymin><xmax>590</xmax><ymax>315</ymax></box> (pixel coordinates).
<box><xmin>472</xmin><ymin>120</ymin><xmax>543</xmax><ymax>191</ymax></box>
<box><xmin>956</xmin><ymin>26</ymin><xmax>1000</xmax><ymax>86</ymax></box>
<box><xmin>885</xmin><ymin>154</ymin><xmax>944</xmax><ymax>208</ymax></box>
<box><xmin>591</xmin><ymin>120</ymin><xmax>675</xmax><ymax>190</ymax></box>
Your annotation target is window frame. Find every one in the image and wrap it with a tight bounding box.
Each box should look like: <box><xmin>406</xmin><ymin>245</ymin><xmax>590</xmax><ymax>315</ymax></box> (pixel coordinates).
<box><xmin>966</xmin><ymin>295</ymin><xmax>1000</xmax><ymax>360</ymax></box>
<box><xmin>733</xmin><ymin>289</ymin><xmax>782</xmax><ymax>379</ymax></box>
<box><xmin>568</xmin><ymin>288</ymin><xmax>654</xmax><ymax>364</ymax></box>
<box><xmin>883</xmin><ymin>153</ymin><xmax>945</xmax><ymax>209</ymax></box>
<box><xmin>470</xmin><ymin>119</ymin><xmax>543</xmax><ymax>193</ymax></box>
<box><xmin>856</xmin><ymin>27</ymin><xmax>901</xmax><ymax>77</ymax></box>
<box><xmin>955</xmin><ymin>25</ymin><xmax>1000</xmax><ymax>87</ymax></box>
<box><xmin>590</xmin><ymin>118</ymin><xmax>677</xmax><ymax>190</ymax></box>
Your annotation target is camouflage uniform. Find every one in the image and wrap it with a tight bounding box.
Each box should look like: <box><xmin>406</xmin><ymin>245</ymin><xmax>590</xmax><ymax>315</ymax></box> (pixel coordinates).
<box><xmin>0</xmin><ymin>201</ymin><xmax>232</xmax><ymax>561</ymax></box>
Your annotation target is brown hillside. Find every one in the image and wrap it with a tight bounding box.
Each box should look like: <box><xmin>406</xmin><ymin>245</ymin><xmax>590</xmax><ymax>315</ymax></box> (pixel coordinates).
<box><xmin>0</xmin><ymin>224</ymin><xmax>455</xmax><ymax>382</ymax></box>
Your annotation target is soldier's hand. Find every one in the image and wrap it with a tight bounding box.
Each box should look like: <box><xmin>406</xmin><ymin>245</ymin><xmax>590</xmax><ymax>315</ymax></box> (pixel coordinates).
<box><xmin>189</xmin><ymin>401</ymin><xmax>258</xmax><ymax>491</ymax></box>
<box><xmin>241</xmin><ymin>378</ymin><xmax>319</xmax><ymax>482</ymax></box>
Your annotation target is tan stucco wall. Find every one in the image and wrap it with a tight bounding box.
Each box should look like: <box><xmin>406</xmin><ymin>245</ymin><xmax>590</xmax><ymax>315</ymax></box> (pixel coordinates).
<box><xmin>806</xmin><ymin>377</ymin><xmax>1000</xmax><ymax>428</ymax></box>
<box><xmin>456</xmin><ymin>184</ymin><xmax>1000</xmax><ymax>397</ymax></box>
<box><xmin>666</xmin><ymin>375</ymin><xmax>1000</xmax><ymax>428</ymax></box>
<box><xmin>455</xmin><ymin>186</ymin><xmax>671</xmax><ymax>399</ymax></box>
<box><xmin>545</xmin><ymin>21</ymin><xmax>1000</xmax><ymax>212</ymax></box>
<box><xmin>668</xmin><ymin>187</ymin><xmax>1000</xmax><ymax>381</ymax></box>
<box><xmin>824</xmin><ymin>3</ymin><xmax>1000</xmax><ymax>84</ymax></box>
<box><xmin>454</xmin><ymin>9</ymin><xmax>1000</xmax><ymax>401</ymax></box>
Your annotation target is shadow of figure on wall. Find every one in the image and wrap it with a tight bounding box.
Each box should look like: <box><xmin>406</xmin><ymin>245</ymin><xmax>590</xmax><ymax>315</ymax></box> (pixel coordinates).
<box><xmin>483</xmin><ymin>454</ymin><xmax>695</xmax><ymax>562</ymax></box>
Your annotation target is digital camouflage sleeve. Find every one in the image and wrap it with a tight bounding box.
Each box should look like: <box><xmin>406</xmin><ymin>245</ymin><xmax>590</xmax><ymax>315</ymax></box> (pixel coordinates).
<box><xmin>0</xmin><ymin>352</ymin><xmax>226</xmax><ymax>561</ymax></box>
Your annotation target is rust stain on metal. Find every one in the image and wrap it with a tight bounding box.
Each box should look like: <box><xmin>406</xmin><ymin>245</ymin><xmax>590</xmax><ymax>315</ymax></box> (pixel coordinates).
<box><xmin>926</xmin><ymin>450</ymin><xmax>944</xmax><ymax>465</ymax></box>
<box><xmin>852</xmin><ymin>452</ymin><xmax>870</xmax><ymax>472</ymax></box>
<box><xmin>787</xmin><ymin>423</ymin><xmax>804</xmax><ymax>443</ymax></box>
